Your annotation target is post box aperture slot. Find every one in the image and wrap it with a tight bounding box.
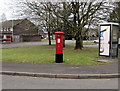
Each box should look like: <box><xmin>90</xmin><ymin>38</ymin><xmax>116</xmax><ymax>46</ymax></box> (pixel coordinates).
<box><xmin>57</xmin><ymin>35</ymin><xmax>61</xmax><ymax>38</ymax></box>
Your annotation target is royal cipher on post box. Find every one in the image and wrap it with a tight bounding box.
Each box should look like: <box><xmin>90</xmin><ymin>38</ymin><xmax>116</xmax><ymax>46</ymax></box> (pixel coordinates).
<box><xmin>54</xmin><ymin>32</ymin><xmax>64</xmax><ymax>63</ymax></box>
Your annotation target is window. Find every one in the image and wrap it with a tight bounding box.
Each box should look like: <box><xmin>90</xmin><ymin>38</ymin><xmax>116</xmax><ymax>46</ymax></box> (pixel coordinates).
<box><xmin>0</xmin><ymin>28</ymin><xmax>2</xmax><ymax>31</ymax></box>
<box><xmin>4</xmin><ymin>28</ymin><xmax>6</xmax><ymax>31</ymax></box>
<box><xmin>5</xmin><ymin>28</ymin><xmax>7</xmax><ymax>31</ymax></box>
<box><xmin>3</xmin><ymin>28</ymin><xmax>7</xmax><ymax>31</ymax></box>
<box><xmin>10</xmin><ymin>28</ymin><xmax>13</xmax><ymax>31</ymax></box>
<box><xmin>3</xmin><ymin>35</ymin><xmax>7</xmax><ymax>39</ymax></box>
<box><xmin>8</xmin><ymin>28</ymin><xmax>10</xmax><ymax>31</ymax></box>
<box><xmin>6</xmin><ymin>28</ymin><xmax>8</xmax><ymax>31</ymax></box>
<box><xmin>3</xmin><ymin>28</ymin><xmax>4</xmax><ymax>31</ymax></box>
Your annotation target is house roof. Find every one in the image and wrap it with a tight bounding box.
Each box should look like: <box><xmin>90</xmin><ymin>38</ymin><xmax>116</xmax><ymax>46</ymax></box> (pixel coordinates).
<box><xmin>0</xmin><ymin>19</ymin><xmax>27</xmax><ymax>28</ymax></box>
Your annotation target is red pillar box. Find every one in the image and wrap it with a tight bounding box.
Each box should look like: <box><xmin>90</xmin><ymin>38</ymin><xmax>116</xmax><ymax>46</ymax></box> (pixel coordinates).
<box><xmin>54</xmin><ymin>32</ymin><xmax>64</xmax><ymax>63</ymax></box>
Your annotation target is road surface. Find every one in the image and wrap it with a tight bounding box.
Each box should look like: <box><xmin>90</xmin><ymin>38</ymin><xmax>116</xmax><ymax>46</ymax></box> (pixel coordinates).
<box><xmin>2</xmin><ymin>75</ymin><xmax>118</xmax><ymax>89</ymax></box>
<box><xmin>1</xmin><ymin>40</ymin><xmax>98</xmax><ymax>49</ymax></box>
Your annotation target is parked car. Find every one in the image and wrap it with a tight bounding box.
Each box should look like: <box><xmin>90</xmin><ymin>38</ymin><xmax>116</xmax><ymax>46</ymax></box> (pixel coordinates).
<box><xmin>93</xmin><ymin>39</ymin><xmax>99</xmax><ymax>43</ymax></box>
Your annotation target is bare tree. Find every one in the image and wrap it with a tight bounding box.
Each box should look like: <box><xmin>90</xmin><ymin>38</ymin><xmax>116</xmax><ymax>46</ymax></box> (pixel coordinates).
<box><xmin>24</xmin><ymin>1</ymin><xmax>54</xmax><ymax>45</ymax></box>
<box><xmin>70</xmin><ymin>1</ymin><xmax>110</xmax><ymax>49</ymax></box>
<box><xmin>18</xmin><ymin>1</ymin><xmax>111</xmax><ymax>50</ymax></box>
<box><xmin>108</xmin><ymin>2</ymin><xmax>120</xmax><ymax>24</ymax></box>
<box><xmin>50</xmin><ymin>1</ymin><xmax>111</xmax><ymax>49</ymax></box>
<box><xmin>1</xmin><ymin>13</ymin><xmax>7</xmax><ymax>22</ymax></box>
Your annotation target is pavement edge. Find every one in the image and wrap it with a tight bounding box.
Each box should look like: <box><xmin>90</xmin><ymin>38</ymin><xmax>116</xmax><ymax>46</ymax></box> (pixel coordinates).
<box><xmin>0</xmin><ymin>71</ymin><xmax>120</xmax><ymax>79</ymax></box>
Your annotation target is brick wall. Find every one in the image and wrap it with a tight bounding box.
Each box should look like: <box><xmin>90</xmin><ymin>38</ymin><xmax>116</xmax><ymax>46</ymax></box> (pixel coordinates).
<box><xmin>13</xmin><ymin>19</ymin><xmax>39</xmax><ymax>35</ymax></box>
<box><xmin>22</xmin><ymin>35</ymin><xmax>41</xmax><ymax>42</ymax></box>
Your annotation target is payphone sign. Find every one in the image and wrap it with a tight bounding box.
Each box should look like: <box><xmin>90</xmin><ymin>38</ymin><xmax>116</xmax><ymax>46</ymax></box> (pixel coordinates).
<box><xmin>99</xmin><ymin>25</ymin><xmax>110</xmax><ymax>56</ymax></box>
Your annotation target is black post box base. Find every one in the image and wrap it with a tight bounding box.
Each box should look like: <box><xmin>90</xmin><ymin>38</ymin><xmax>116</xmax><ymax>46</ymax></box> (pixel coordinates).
<box><xmin>56</xmin><ymin>54</ymin><xmax>63</xmax><ymax>63</ymax></box>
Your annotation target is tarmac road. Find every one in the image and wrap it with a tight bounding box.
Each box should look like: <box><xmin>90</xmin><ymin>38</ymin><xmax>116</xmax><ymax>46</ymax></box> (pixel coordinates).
<box><xmin>2</xmin><ymin>75</ymin><xmax>118</xmax><ymax>89</ymax></box>
<box><xmin>1</xmin><ymin>61</ymin><xmax>118</xmax><ymax>75</ymax></box>
<box><xmin>1</xmin><ymin>40</ymin><xmax>55</xmax><ymax>48</ymax></box>
<box><xmin>0</xmin><ymin>40</ymin><xmax>98</xmax><ymax>48</ymax></box>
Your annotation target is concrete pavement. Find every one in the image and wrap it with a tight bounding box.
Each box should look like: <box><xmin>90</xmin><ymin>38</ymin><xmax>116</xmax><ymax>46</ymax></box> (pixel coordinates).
<box><xmin>3</xmin><ymin>75</ymin><xmax>118</xmax><ymax>89</ymax></box>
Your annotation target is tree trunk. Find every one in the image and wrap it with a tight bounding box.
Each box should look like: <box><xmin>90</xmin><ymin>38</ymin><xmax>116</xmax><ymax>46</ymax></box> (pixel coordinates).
<box><xmin>75</xmin><ymin>35</ymin><xmax>83</xmax><ymax>50</ymax></box>
<box><xmin>63</xmin><ymin>36</ymin><xmax>65</xmax><ymax>47</ymax></box>
<box><xmin>48</xmin><ymin>31</ymin><xmax>51</xmax><ymax>45</ymax></box>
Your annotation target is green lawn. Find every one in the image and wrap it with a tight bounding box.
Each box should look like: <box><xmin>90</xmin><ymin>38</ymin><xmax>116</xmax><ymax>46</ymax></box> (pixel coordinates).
<box><xmin>83</xmin><ymin>42</ymin><xmax>95</xmax><ymax>45</ymax></box>
<box><xmin>1</xmin><ymin>44</ymin><xmax>120</xmax><ymax>65</ymax></box>
<box><xmin>66</xmin><ymin>42</ymin><xmax>95</xmax><ymax>46</ymax></box>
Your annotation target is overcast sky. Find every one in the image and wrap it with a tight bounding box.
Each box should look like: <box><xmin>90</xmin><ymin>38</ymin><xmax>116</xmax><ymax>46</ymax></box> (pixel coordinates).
<box><xmin>0</xmin><ymin>0</ymin><xmax>14</xmax><ymax>20</ymax></box>
<box><xmin>0</xmin><ymin>0</ymin><xmax>59</xmax><ymax>21</ymax></box>
<box><xmin>0</xmin><ymin>0</ymin><xmax>119</xmax><ymax>21</ymax></box>
<box><xmin>0</xmin><ymin>0</ymin><xmax>27</xmax><ymax>21</ymax></box>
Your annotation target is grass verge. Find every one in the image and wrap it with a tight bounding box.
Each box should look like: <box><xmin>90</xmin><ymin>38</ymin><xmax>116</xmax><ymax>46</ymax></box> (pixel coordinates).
<box><xmin>1</xmin><ymin>45</ymin><xmax>120</xmax><ymax>65</ymax></box>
